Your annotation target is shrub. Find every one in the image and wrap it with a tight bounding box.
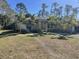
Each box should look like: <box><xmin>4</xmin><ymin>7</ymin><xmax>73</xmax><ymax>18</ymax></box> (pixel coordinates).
<box><xmin>58</xmin><ymin>35</ymin><xmax>68</xmax><ymax>40</ymax></box>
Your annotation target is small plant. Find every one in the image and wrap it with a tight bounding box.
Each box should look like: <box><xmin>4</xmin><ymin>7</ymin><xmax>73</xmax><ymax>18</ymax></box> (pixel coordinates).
<box><xmin>51</xmin><ymin>36</ymin><xmax>57</xmax><ymax>39</ymax></box>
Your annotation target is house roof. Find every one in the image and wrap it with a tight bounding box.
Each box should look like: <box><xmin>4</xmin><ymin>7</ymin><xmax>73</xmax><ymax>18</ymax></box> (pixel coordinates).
<box><xmin>35</xmin><ymin>16</ymin><xmax>48</xmax><ymax>21</ymax></box>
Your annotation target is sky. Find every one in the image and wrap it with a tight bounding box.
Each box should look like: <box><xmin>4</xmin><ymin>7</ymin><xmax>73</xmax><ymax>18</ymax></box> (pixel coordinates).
<box><xmin>6</xmin><ymin>0</ymin><xmax>79</xmax><ymax>15</ymax></box>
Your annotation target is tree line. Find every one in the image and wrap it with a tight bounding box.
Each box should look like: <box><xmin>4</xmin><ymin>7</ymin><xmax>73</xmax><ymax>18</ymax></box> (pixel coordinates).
<box><xmin>0</xmin><ymin>2</ymin><xmax>79</xmax><ymax>33</ymax></box>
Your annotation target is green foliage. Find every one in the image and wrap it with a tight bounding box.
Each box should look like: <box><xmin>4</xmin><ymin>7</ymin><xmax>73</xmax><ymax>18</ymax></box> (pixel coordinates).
<box><xmin>0</xmin><ymin>1</ymin><xmax>78</xmax><ymax>34</ymax></box>
<box><xmin>0</xmin><ymin>14</ymin><xmax>10</xmax><ymax>28</ymax></box>
<box><xmin>16</xmin><ymin>2</ymin><xmax>27</xmax><ymax>14</ymax></box>
<box><xmin>58</xmin><ymin>35</ymin><xmax>68</xmax><ymax>40</ymax></box>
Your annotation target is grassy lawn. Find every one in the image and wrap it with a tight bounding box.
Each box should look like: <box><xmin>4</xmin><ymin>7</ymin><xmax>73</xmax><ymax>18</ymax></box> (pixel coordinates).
<box><xmin>0</xmin><ymin>31</ymin><xmax>79</xmax><ymax>59</ymax></box>
<box><xmin>0</xmin><ymin>34</ymin><xmax>51</xmax><ymax>59</ymax></box>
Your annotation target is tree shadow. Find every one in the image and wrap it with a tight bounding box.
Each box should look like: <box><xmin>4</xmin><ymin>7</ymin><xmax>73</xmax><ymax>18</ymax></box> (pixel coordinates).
<box><xmin>55</xmin><ymin>32</ymin><xmax>79</xmax><ymax>40</ymax></box>
<box><xmin>0</xmin><ymin>30</ymin><xmax>19</xmax><ymax>38</ymax></box>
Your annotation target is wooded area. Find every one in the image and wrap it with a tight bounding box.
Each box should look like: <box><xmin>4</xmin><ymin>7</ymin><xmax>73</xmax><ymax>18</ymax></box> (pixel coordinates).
<box><xmin>0</xmin><ymin>0</ymin><xmax>79</xmax><ymax>34</ymax></box>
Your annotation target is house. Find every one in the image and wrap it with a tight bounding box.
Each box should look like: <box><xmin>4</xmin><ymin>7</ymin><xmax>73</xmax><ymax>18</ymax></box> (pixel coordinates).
<box><xmin>35</xmin><ymin>16</ymin><xmax>48</xmax><ymax>32</ymax></box>
<box><xmin>75</xmin><ymin>21</ymin><xmax>79</xmax><ymax>33</ymax></box>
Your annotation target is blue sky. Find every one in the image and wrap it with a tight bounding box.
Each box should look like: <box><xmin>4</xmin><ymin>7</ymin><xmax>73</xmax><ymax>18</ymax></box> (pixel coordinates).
<box><xmin>7</xmin><ymin>0</ymin><xmax>79</xmax><ymax>15</ymax></box>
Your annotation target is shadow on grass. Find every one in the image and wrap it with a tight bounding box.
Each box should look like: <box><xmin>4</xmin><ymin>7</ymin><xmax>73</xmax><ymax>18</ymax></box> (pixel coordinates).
<box><xmin>0</xmin><ymin>30</ymin><xmax>19</xmax><ymax>38</ymax></box>
<box><xmin>50</xmin><ymin>32</ymin><xmax>75</xmax><ymax>40</ymax></box>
